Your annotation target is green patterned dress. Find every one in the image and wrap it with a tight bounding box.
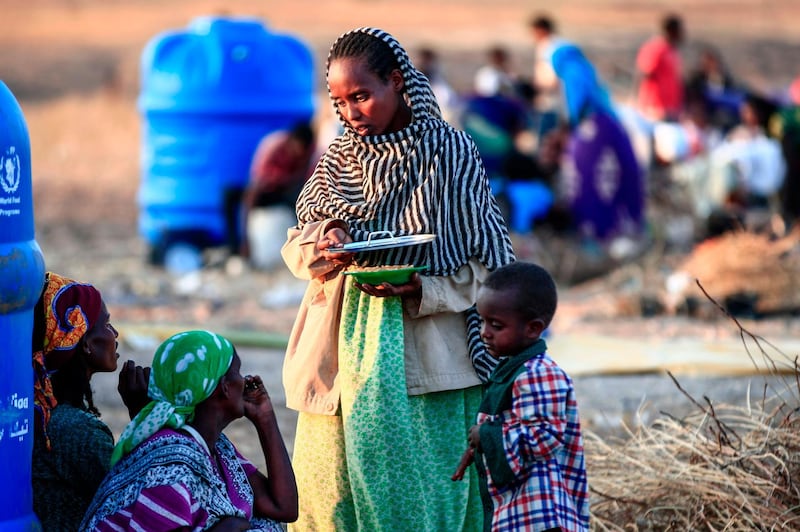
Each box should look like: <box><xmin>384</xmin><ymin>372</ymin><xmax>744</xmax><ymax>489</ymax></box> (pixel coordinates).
<box><xmin>290</xmin><ymin>280</ymin><xmax>484</xmax><ymax>531</ymax></box>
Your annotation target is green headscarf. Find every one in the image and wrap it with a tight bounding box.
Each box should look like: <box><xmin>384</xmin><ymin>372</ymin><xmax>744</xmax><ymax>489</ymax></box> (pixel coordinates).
<box><xmin>111</xmin><ymin>330</ymin><xmax>235</xmax><ymax>465</ymax></box>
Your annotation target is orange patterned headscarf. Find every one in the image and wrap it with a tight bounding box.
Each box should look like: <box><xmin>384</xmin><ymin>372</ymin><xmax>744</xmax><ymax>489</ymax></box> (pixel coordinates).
<box><xmin>32</xmin><ymin>272</ymin><xmax>102</xmax><ymax>447</ymax></box>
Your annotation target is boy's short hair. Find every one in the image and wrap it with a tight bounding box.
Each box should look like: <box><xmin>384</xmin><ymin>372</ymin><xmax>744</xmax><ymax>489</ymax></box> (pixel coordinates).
<box><xmin>483</xmin><ymin>261</ymin><xmax>557</xmax><ymax>327</ymax></box>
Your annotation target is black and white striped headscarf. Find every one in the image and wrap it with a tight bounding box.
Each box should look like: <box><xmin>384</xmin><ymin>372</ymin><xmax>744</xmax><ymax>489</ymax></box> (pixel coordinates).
<box><xmin>296</xmin><ymin>27</ymin><xmax>514</xmax><ymax>379</ymax></box>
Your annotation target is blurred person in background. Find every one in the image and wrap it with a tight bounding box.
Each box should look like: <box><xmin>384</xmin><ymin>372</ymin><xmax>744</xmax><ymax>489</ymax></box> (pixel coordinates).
<box><xmin>684</xmin><ymin>45</ymin><xmax>742</xmax><ymax>132</ymax></box>
<box><xmin>462</xmin><ymin>45</ymin><xmax>536</xmax><ymax>183</ymax></box>
<box><xmin>770</xmin><ymin>76</ymin><xmax>800</xmax><ymax>224</ymax></box>
<box><xmin>635</xmin><ymin>14</ymin><xmax>686</xmax><ymax>122</ymax></box>
<box><xmin>461</xmin><ymin>44</ymin><xmax>556</xmax><ymax>233</ymax></box>
<box><xmin>551</xmin><ymin>43</ymin><xmax>645</xmax><ymax>247</ymax></box>
<box><xmin>416</xmin><ymin>46</ymin><xmax>461</xmax><ymax>122</ymax></box>
<box><xmin>550</xmin><ymin>44</ymin><xmax>616</xmax><ymax>129</ymax></box>
<box><xmin>473</xmin><ymin>45</ymin><xmax>520</xmax><ymax>101</ymax></box>
<box><xmin>239</xmin><ymin>122</ymin><xmax>318</xmax><ymax>270</ymax></box>
<box><xmin>717</xmin><ymin>93</ymin><xmax>784</xmax><ymax>211</ymax></box>
<box><xmin>528</xmin><ymin>14</ymin><xmax>568</xmax><ymax>142</ymax></box>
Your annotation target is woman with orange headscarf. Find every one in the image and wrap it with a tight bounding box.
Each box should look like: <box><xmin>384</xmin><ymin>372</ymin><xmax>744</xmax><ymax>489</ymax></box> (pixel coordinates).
<box><xmin>31</xmin><ymin>272</ymin><xmax>148</xmax><ymax>531</ymax></box>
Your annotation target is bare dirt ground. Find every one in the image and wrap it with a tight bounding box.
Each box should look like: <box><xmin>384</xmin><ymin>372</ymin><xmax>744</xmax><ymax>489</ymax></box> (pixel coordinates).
<box><xmin>5</xmin><ymin>0</ymin><xmax>800</xmax><ymax>450</ymax></box>
<box><xmin>6</xmin><ymin>0</ymin><xmax>800</xmax><ymax>332</ymax></box>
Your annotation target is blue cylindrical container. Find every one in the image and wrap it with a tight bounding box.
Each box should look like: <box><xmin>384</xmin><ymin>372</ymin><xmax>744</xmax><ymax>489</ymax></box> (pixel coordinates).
<box><xmin>0</xmin><ymin>81</ymin><xmax>46</xmax><ymax>530</ymax></box>
<box><xmin>138</xmin><ymin>16</ymin><xmax>316</xmax><ymax>261</ymax></box>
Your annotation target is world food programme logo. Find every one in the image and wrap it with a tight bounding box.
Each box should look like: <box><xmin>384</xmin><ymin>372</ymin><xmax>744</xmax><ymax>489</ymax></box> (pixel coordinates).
<box><xmin>2</xmin><ymin>147</ymin><xmax>21</xmax><ymax>194</ymax></box>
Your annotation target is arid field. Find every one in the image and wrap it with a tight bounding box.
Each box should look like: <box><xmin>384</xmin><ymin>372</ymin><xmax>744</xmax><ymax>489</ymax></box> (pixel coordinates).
<box><xmin>6</xmin><ymin>1</ymin><xmax>800</xmax><ymax>528</ymax></box>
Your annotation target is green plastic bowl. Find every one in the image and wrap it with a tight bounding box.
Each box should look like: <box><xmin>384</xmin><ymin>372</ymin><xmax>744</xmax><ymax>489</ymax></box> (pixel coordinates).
<box><xmin>344</xmin><ymin>265</ymin><xmax>428</xmax><ymax>284</ymax></box>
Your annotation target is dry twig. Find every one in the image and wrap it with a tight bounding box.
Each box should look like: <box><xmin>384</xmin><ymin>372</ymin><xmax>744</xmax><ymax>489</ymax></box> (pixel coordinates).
<box><xmin>587</xmin><ymin>281</ymin><xmax>800</xmax><ymax>530</ymax></box>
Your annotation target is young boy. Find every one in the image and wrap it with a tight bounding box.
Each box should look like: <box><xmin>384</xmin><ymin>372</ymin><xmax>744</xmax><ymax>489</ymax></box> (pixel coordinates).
<box><xmin>454</xmin><ymin>261</ymin><xmax>589</xmax><ymax>531</ymax></box>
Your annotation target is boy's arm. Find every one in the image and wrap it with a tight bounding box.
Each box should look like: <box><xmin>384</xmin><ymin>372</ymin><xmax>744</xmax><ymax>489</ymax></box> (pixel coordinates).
<box><xmin>479</xmin><ymin>363</ymin><xmax>571</xmax><ymax>486</ymax></box>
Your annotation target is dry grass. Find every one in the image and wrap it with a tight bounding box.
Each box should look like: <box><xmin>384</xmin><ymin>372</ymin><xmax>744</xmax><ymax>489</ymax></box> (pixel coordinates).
<box><xmin>587</xmin><ymin>294</ymin><xmax>800</xmax><ymax>530</ymax></box>
<box><xmin>588</xmin><ymin>387</ymin><xmax>800</xmax><ymax>529</ymax></box>
<box><xmin>675</xmin><ymin>227</ymin><xmax>800</xmax><ymax>315</ymax></box>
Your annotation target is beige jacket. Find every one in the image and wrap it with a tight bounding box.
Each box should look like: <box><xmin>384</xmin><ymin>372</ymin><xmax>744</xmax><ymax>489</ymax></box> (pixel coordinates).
<box><xmin>280</xmin><ymin>218</ymin><xmax>490</xmax><ymax>415</ymax></box>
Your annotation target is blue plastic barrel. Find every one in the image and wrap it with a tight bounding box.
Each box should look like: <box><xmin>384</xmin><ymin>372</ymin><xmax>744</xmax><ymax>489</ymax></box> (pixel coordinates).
<box><xmin>138</xmin><ymin>16</ymin><xmax>316</xmax><ymax>260</ymax></box>
<box><xmin>0</xmin><ymin>81</ymin><xmax>46</xmax><ymax>530</ymax></box>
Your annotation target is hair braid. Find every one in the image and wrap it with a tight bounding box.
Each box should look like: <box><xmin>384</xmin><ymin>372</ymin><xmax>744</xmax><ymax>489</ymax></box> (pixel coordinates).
<box><xmin>329</xmin><ymin>31</ymin><xmax>399</xmax><ymax>81</ymax></box>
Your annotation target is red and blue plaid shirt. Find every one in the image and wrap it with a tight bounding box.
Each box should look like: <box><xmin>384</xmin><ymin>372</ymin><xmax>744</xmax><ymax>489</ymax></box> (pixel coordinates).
<box><xmin>477</xmin><ymin>342</ymin><xmax>589</xmax><ymax>531</ymax></box>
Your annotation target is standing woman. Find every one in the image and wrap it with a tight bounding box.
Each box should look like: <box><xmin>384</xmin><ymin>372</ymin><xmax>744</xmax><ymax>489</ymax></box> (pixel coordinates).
<box><xmin>281</xmin><ymin>28</ymin><xmax>514</xmax><ymax>530</ymax></box>
<box><xmin>31</xmin><ymin>272</ymin><xmax>147</xmax><ymax>531</ymax></box>
<box><xmin>551</xmin><ymin>43</ymin><xmax>645</xmax><ymax>242</ymax></box>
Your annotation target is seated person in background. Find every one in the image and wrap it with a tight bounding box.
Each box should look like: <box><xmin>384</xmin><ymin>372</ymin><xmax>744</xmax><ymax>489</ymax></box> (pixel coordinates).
<box><xmin>662</xmin><ymin>100</ymin><xmax>727</xmax><ymax>219</ymax></box>
<box><xmin>463</xmin><ymin>55</ymin><xmax>556</xmax><ymax>233</ymax></box>
<box><xmin>720</xmin><ymin>93</ymin><xmax>784</xmax><ymax>209</ymax></box>
<box><xmin>32</xmin><ymin>272</ymin><xmax>148</xmax><ymax>531</ymax></box>
<box><xmin>726</xmin><ymin>92</ymin><xmax>778</xmax><ymax>142</ymax></box>
<box><xmin>463</xmin><ymin>47</ymin><xmax>539</xmax><ymax>183</ymax></box>
<box><xmin>474</xmin><ymin>45</ymin><xmax>520</xmax><ymax>102</ymax></box>
<box><xmin>685</xmin><ymin>45</ymin><xmax>741</xmax><ymax>132</ymax></box>
<box><xmin>672</xmin><ymin>93</ymin><xmax>785</xmax><ymax>233</ymax></box>
<box><xmin>240</xmin><ymin>122</ymin><xmax>318</xmax><ymax>268</ymax></box>
<box><xmin>81</xmin><ymin>330</ymin><xmax>298</xmax><ymax>531</ymax></box>
<box><xmin>246</xmin><ymin>122</ymin><xmax>316</xmax><ymax>209</ymax></box>
<box><xmin>460</xmin><ymin>80</ymin><xmax>533</xmax><ymax>181</ymax></box>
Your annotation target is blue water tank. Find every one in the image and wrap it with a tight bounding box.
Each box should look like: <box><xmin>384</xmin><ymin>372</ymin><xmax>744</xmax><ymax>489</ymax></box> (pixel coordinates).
<box><xmin>0</xmin><ymin>81</ymin><xmax>46</xmax><ymax>530</ymax></box>
<box><xmin>138</xmin><ymin>16</ymin><xmax>315</xmax><ymax>261</ymax></box>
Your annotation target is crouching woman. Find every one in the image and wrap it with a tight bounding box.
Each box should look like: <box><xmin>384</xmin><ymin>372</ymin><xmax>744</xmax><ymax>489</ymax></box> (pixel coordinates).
<box><xmin>80</xmin><ymin>330</ymin><xmax>298</xmax><ymax>532</ymax></box>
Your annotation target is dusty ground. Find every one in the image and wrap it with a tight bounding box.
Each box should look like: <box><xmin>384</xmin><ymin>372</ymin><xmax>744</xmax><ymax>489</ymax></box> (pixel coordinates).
<box><xmin>6</xmin><ymin>0</ymin><xmax>800</xmax><ymax>332</ymax></box>
<box><xmin>5</xmin><ymin>0</ymin><xmax>800</xmax><ymax>454</ymax></box>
